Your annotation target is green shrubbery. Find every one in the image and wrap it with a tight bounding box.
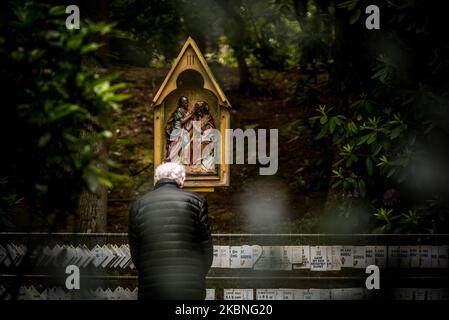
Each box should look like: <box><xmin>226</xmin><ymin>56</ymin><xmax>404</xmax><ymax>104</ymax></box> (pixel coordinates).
<box><xmin>0</xmin><ymin>2</ymin><xmax>128</xmax><ymax>229</ymax></box>
<box><xmin>307</xmin><ymin>0</ymin><xmax>449</xmax><ymax>233</ymax></box>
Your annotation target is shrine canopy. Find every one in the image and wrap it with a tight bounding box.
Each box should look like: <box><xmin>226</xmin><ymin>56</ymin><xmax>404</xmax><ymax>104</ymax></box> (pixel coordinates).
<box><xmin>151</xmin><ymin>37</ymin><xmax>231</xmax><ymax>192</ymax></box>
<box><xmin>152</xmin><ymin>37</ymin><xmax>231</xmax><ymax>109</ymax></box>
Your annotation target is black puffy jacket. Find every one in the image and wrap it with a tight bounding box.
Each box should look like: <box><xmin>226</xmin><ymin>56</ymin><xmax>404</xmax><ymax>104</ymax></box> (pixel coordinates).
<box><xmin>128</xmin><ymin>178</ymin><xmax>213</xmax><ymax>300</ymax></box>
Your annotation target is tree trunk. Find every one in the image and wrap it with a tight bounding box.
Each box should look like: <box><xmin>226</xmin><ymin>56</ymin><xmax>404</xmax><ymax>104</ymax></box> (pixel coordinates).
<box><xmin>236</xmin><ymin>51</ymin><xmax>250</xmax><ymax>92</ymax></box>
<box><xmin>75</xmin><ymin>0</ymin><xmax>109</xmax><ymax>233</ymax></box>
<box><xmin>214</xmin><ymin>0</ymin><xmax>250</xmax><ymax>92</ymax></box>
<box><xmin>77</xmin><ymin>183</ymin><xmax>107</xmax><ymax>232</ymax></box>
<box><xmin>76</xmin><ymin>134</ymin><xmax>108</xmax><ymax>232</ymax></box>
<box><xmin>333</xmin><ymin>6</ymin><xmax>365</xmax><ymax>110</ymax></box>
<box><xmin>293</xmin><ymin>0</ymin><xmax>308</xmax><ymax>31</ymax></box>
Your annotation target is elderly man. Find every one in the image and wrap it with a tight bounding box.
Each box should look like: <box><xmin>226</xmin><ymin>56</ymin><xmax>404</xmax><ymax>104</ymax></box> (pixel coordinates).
<box><xmin>128</xmin><ymin>162</ymin><xmax>213</xmax><ymax>300</ymax></box>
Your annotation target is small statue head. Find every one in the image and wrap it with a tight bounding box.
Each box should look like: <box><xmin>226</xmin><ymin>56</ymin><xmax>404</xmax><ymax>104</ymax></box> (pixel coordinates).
<box><xmin>194</xmin><ymin>101</ymin><xmax>209</xmax><ymax>117</ymax></box>
<box><xmin>178</xmin><ymin>96</ymin><xmax>189</xmax><ymax>109</ymax></box>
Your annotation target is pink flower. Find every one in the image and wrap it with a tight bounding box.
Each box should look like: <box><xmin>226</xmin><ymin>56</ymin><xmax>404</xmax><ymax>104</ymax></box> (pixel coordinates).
<box><xmin>383</xmin><ymin>188</ymin><xmax>400</xmax><ymax>206</ymax></box>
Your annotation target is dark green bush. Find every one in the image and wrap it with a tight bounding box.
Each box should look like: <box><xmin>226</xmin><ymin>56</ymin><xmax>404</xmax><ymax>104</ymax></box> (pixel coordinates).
<box><xmin>0</xmin><ymin>2</ymin><xmax>128</xmax><ymax>229</ymax></box>
<box><xmin>308</xmin><ymin>0</ymin><xmax>449</xmax><ymax>233</ymax></box>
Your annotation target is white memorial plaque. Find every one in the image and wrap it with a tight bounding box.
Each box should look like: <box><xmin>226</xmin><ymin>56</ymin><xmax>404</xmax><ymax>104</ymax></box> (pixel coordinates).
<box><xmin>296</xmin><ymin>289</ymin><xmax>318</xmax><ymax>300</ymax></box>
<box><xmin>219</xmin><ymin>246</ymin><xmax>230</xmax><ymax>268</ymax></box>
<box><xmin>310</xmin><ymin>289</ymin><xmax>322</xmax><ymax>300</ymax></box>
<box><xmin>431</xmin><ymin>246</ymin><xmax>439</xmax><ymax>268</ymax></box>
<box><xmin>111</xmin><ymin>245</ymin><xmax>124</xmax><ymax>268</ymax></box>
<box><xmin>374</xmin><ymin>246</ymin><xmax>387</xmax><ymax>268</ymax></box>
<box><xmin>310</xmin><ymin>246</ymin><xmax>327</xmax><ymax>271</ymax></box>
<box><xmin>388</xmin><ymin>246</ymin><xmax>400</xmax><ymax>268</ymax></box>
<box><xmin>399</xmin><ymin>246</ymin><xmax>410</xmax><ymax>268</ymax></box>
<box><xmin>225</xmin><ymin>289</ymin><xmax>254</xmax><ymax>300</ymax></box>
<box><xmin>67</xmin><ymin>245</ymin><xmax>79</xmax><ymax>266</ymax></box>
<box><xmin>330</xmin><ymin>288</ymin><xmax>344</xmax><ymax>300</ymax></box>
<box><xmin>269</xmin><ymin>246</ymin><xmax>283</xmax><ymax>270</ymax></box>
<box><xmin>414</xmin><ymin>288</ymin><xmax>428</xmax><ymax>300</ymax></box>
<box><xmin>101</xmin><ymin>245</ymin><xmax>115</xmax><ymax>268</ymax></box>
<box><xmin>230</xmin><ymin>246</ymin><xmax>241</xmax><ymax>269</ymax></box>
<box><xmin>29</xmin><ymin>285</ymin><xmax>42</xmax><ymax>300</ymax></box>
<box><xmin>91</xmin><ymin>245</ymin><xmax>107</xmax><ymax>268</ymax></box>
<box><xmin>265</xmin><ymin>289</ymin><xmax>276</xmax><ymax>300</ymax></box>
<box><xmin>243</xmin><ymin>289</ymin><xmax>254</xmax><ymax>300</ymax></box>
<box><xmin>340</xmin><ymin>246</ymin><xmax>353</xmax><ymax>268</ymax></box>
<box><xmin>292</xmin><ymin>246</ymin><xmax>310</xmax><ymax>269</ymax></box>
<box><xmin>251</xmin><ymin>245</ymin><xmax>263</xmax><ymax>268</ymax></box>
<box><xmin>224</xmin><ymin>289</ymin><xmax>234</xmax><ymax>300</ymax></box>
<box><xmin>111</xmin><ymin>288</ymin><xmax>121</xmax><ymax>300</ymax></box>
<box><xmin>275</xmin><ymin>289</ymin><xmax>285</xmax><ymax>300</ymax></box>
<box><xmin>353</xmin><ymin>246</ymin><xmax>366</xmax><ymax>269</ymax></box>
<box><xmin>239</xmin><ymin>245</ymin><xmax>252</xmax><ymax>268</ymax></box>
<box><xmin>123</xmin><ymin>287</ymin><xmax>133</xmax><ymax>300</ymax></box>
<box><xmin>109</xmin><ymin>245</ymin><xmax>122</xmax><ymax>268</ymax></box>
<box><xmin>256</xmin><ymin>289</ymin><xmax>276</xmax><ymax>300</ymax></box>
<box><xmin>279</xmin><ymin>289</ymin><xmax>293</xmax><ymax>300</ymax></box>
<box><xmin>437</xmin><ymin>246</ymin><xmax>448</xmax><ymax>268</ymax></box>
<box><xmin>292</xmin><ymin>289</ymin><xmax>301</xmax><ymax>300</ymax></box>
<box><xmin>280</xmin><ymin>246</ymin><xmax>292</xmax><ymax>270</ymax></box>
<box><xmin>211</xmin><ymin>246</ymin><xmax>220</xmax><ymax>268</ymax></box>
<box><xmin>393</xmin><ymin>288</ymin><xmax>412</xmax><ymax>300</ymax></box>
<box><xmin>326</xmin><ymin>246</ymin><xmax>332</xmax><ymax>270</ymax></box>
<box><xmin>409</xmin><ymin>246</ymin><xmax>419</xmax><ymax>268</ymax></box>
<box><xmin>104</xmin><ymin>288</ymin><xmax>114</xmax><ymax>300</ymax></box>
<box><xmin>319</xmin><ymin>289</ymin><xmax>331</xmax><ymax>300</ymax></box>
<box><xmin>290</xmin><ymin>246</ymin><xmax>303</xmax><ymax>266</ymax></box>
<box><xmin>419</xmin><ymin>246</ymin><xmax>432</xmax><ymax>268</ymax></box>
<box><xmin>347</xmin><ymin>288</ymin><xmax>365</xmax><ymax>300</ymax></box>
<box><xmin>256</xmin><ymin>289</ymin><xmax>267</xmax><ymax>300</ymax></box>
<box><xmin>131</xmin><ymin>288</ymin><xmax>138</xmax><ymax>299</ymax></box>
<box><xmin>254</xmin><ymin>246</ymin><xmax>271</xmax><ymax>270</ymax></box>
<box><xmin>365</xmin><ymin>246</ymin><xmax>375</xmax><ymax>266</ymax></box>
<box><xmin>205</xmin><ymin>288</ymin><xmax>215</xmax><ymax>300</ymax></box>
<box><xmin>233</xmin><ymin>289</ymin><xmax>244</xmax><ymax>300</ymax></box>
<box><xmin>122</xmin><ymin>245</ymin><xmax>134</xmax><ymax>269</ymax></box>
<box><xmin>72</xmin><ymin>245</ymin><xmax>83</xmax><ymax>266</ymax></box>
<box><xmin>329</xmin><ymin>246</ymin><xmax>342</xmax><ymax>270</ymax></box>
<box><xmin>119</xmin><ymin>245</ymin><xmax>131</xmax><ymax>268</ymax></box>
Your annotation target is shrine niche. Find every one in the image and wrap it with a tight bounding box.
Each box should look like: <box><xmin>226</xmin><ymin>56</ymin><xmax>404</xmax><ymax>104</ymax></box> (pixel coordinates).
<box><xmin>152</xmin><ymin>37</ymin><xmax>231</xmax><ymax>192</ymax></box>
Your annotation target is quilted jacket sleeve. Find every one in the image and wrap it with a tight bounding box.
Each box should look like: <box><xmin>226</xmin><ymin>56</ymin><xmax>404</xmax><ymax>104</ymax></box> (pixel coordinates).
<box><xmin>128</xmin><ymin>200</ymin><xmax>141</xmax><ymax>270</ymax></box>
<box><xmin>197</xmin><ymin>199</ymin><xmax>213</xmax><ymax>274</ymax></box>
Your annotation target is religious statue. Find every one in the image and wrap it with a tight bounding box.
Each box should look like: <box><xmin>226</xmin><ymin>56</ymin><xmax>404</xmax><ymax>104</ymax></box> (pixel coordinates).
<box><xmin>190</xmin><ymin>101</ymin><xmax>216</xmax><ymax>174</ymax></box>
<box><xmin>164</xmin><ymin>96</ymin><xmax>193</xmax><ymax>164</ymax></box>
<box><xmin>153</xmin><ymin>37</ymin><xmax>231</xmax><ymax>191</ymax></box>
<box><xmin>164</xmin><ymin>97</ymin><xmax>217</xmax><ymax>175</ymax></box>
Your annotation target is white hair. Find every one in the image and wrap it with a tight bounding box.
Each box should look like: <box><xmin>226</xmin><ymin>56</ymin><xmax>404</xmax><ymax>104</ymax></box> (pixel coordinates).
<box><xmin>155</xmin><ymin>162</ymin><xmax>186</xmax><ymax>184</ymax></box>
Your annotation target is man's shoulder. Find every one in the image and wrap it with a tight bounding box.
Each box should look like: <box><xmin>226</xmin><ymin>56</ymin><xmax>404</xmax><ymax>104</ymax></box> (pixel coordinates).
<box><xmin>161</xmin><ymin>187</ymin><xmax>206</xmax><ymax>206</ymax></box>
<box><xmin>179</xmin><ymin>188</ymin><xmax>206</xmax><ymax>204</ymax></box>
<box><xmin>132</xmin><ymin>188</ymin><xmax>205</xmax><ymax>208</ymax></box>
<box><xmin>174</xmin><ymin>108</ymin><xmax>185</xmax><ymax>118</ymax></box>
